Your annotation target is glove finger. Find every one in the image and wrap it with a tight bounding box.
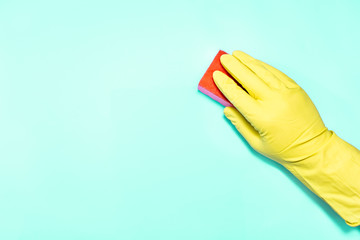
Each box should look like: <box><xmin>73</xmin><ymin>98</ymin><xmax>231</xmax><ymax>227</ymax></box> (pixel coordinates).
<box><xmin>220</xmin><ymin>54</ymin><xmax>271</xmax><ymax>100</ymax></box>
<box><xmin>257</xmin><ymin>60</ymin><xmax>299</xmax><ymax>89</ymax></box>
<box><xmin>213</xmin><ymin>70</ymin><xmax>259</xmax><ymax>119</ymax></box>
<box><xmin>224</xmin><ymin>106</ymin><xmax>261</xmax><ymax>150</ymax></box>
<box><xmin>232</xmin><ymin>50</ymin><xmax>284</xmax><ymax>89</ymax></box>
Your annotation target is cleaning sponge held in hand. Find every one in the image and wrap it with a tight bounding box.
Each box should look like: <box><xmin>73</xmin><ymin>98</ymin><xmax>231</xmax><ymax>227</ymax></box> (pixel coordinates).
<box><xmin>198</xmin><ymin>50</ymin><xmax>234</xmax><ymax>107</ymax></box>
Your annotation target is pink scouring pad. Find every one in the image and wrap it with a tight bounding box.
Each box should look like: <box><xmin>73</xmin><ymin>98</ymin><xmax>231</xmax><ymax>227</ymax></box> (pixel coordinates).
<box><xmin>198</xmin><ymin>50</ymin><xmax>234</xmax><ymax>107</ymax></box>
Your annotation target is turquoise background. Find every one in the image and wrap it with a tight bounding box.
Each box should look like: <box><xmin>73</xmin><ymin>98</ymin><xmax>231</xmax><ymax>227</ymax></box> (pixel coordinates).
<box><xmin>1</xmin><ymin>0</ymin><xmax>360</xmax><ymax>239</ymax></box>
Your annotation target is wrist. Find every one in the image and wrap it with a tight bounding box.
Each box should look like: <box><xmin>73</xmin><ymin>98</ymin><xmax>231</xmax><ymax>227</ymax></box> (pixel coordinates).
<box><xmin>272</xmin><ymin>128</ymin><xmax>333</xmax><ymax>164</ymax></box>
<box><xmin>283</xmin><ymin>132</ymin><xmax>360</xmax><ymax>227</ymax></box>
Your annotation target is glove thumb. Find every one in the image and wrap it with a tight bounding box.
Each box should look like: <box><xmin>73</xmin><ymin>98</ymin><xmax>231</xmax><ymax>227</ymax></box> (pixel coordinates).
<box><xmin>224</xmin><ymin>107</ymin><xmax>261</xmax><ymax>150</ymax></box>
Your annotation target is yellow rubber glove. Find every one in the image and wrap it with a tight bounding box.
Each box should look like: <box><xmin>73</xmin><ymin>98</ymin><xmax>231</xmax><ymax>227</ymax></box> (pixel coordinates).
<box><xmin>213</xmin><ymin>50</ymin><xmax>360</xmax><ymax>227</ymax></box>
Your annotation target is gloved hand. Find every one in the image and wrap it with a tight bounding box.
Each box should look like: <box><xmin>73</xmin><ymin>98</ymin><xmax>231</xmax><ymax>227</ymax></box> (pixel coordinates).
<box><xmin>213</xmin><ymin>50</ymin><xmax>360</xmax><ymax>227</ymax></box>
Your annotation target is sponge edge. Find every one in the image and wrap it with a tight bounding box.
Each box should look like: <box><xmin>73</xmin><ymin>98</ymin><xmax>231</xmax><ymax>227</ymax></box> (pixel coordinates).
<box><xmin>198</xmin><ymin>85</ymin><xmax>232</xmax><ymax>107</ymax></box>
<box><xmin>198</xmin><ymin>50</ymin><xmax>234</xmax><ymax>107</ymax></box>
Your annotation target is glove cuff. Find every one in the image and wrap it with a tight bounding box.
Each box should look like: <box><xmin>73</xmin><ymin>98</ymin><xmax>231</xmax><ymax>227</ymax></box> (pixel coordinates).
<box><xmin>283</xmin><ymin>132</ymin><xmax>360</xmax><ymax>227</ymax></box>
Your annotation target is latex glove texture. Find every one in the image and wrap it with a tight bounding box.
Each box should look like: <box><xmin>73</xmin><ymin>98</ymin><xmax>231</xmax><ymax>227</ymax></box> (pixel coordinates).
<box><xmin>213</xmin><ymin>51</ymin><xmax>331</xmax><ymax>164</ymax></box>
<box><xmin>213</xmin><ymin>50</ymin><xmax>360</xmax><ymax>227</ymax></box>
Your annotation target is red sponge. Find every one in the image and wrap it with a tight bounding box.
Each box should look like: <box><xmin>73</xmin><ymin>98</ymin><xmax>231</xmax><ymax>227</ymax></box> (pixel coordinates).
<box><xmin>198</xmin><ymin>50</ymin><xmax>234</xmax><ymax>107</ymax></box>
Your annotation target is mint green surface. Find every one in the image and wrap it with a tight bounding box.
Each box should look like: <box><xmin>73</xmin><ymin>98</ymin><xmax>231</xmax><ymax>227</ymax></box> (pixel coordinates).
<box><xmin>1</xmin><ymin>0</ymin><xmax>360</xmax><ymax>239</ymax></box>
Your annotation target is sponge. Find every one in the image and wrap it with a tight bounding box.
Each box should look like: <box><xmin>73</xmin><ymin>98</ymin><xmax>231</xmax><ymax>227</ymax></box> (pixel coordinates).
<box><xmin>198</xmin><ymin>50</ymin><xmax>233</xmax><ymax>107</ymax></box>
